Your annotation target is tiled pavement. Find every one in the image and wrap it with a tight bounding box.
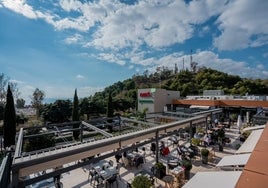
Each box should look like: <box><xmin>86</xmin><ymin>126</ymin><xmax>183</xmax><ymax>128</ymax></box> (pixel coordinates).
<box><xmin>59</xmin><ymin>126</ymin><xmax>241</xmax><ymax>188</ymax></box>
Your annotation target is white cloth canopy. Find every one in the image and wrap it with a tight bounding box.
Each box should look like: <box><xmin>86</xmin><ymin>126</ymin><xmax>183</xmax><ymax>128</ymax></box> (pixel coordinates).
<box><xmin>216</xmin><ymin>153</ymin><xmax>250</xmax><ymax>167</ymax></box>
<box><xmin>189</xmin><ymin>105</ymin><xmax>210</xmax><ymax>109</ymax></box>
<box><xmin>237</xmin><ymin>115</ymin><xmax>242</xmax><ymax>129</ymax></box>
<box><xmin>243</xmin><ymin>125</ymin><xmax>266</xmax><ymax>132</ymax></box>
<box><xmin>183</xmin><ymin>171</ymin><xmax>242</xmax><ymax>188</ymax></box>
<box><xmin>236</xmin><ymin>129</ymin><xmax>263</xmax><ymax>154</ymax></box>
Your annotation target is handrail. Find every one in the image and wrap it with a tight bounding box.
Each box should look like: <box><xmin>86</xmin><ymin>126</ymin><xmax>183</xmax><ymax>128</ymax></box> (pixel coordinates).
<box><xmin>53</xmin><ymin>126</ymin><xmax>71</xmax><ymax>144</ymax></box>
<box><xmin>14</xmin><ymin>128</ymin><xmax>24</xmax><ymax>159</ymax></box>
<box><xmin>82</xmin><ymin>121</ymin><xmax>113</xmax><ymax>138</ymax></box>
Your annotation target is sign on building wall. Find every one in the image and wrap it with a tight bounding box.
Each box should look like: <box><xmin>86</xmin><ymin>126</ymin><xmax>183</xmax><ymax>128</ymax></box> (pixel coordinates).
<box><xmin>138</xmin><ymin>89</ymin><xmax>155</xmax><ymax>103</ymax></box>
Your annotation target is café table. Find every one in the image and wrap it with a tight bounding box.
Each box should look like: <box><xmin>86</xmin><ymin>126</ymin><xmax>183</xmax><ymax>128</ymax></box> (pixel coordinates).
<box><xmin>162</xmin><ymin>175</ymin><xmax>174</xmax><ymax>188</ymax></box>
<box><xmin>126</xmin><ymin>152</ymin><xmax>143</xmax><ymax>167</ymax></box>
<box><xmin>93</xmin><ymin>160</ymin><xmax>118</xmax><ymax>181</ymax></box>
<box><xmin>170</xmin><ymin>166</ymin><xmax>185</xmax><ymax>188</ymax></box>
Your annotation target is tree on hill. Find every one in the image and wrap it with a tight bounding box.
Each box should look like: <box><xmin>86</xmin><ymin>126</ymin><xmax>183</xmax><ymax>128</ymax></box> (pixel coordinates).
<box><xmin>3</xmin><ymin>85</ymin><xmax>16</xmax><ymax>148</ymax></box>
<box><xmin>72</xmin><ymin>89</ymin><xmax>80</xmax><ymax>139</ymax></box>
<box><xmin>75</xmin><ymin>67</ymin><xmax>268</xmax><ymax>115</ymax></box>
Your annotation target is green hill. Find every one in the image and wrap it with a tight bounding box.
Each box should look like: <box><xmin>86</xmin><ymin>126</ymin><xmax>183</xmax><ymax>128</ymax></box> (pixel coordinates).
<box><xmin>87</xmin><ymin>67</ymin><xmax>268</xmax><ymax>115</ymax></box>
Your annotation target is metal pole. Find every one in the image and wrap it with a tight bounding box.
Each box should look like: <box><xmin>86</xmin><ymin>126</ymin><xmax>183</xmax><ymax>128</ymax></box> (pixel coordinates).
<box><xmin>80</xmin><ymin>123</ymin><xmax>83</xmax><ymax>143</ymax></box>
<box><xmin>155</xmin><ymin>131</ymin><xmax>159</xmax><ymax>163</ymax></box>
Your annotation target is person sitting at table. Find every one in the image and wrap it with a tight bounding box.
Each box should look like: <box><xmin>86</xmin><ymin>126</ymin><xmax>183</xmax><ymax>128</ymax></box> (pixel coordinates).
<box><xmin>150</xmin><ymin>142</ymin><xmax>156</xmax><ymax>155</ymax></box>
<box><xmin>115</xmin><ymin>149</ymin><xmax>122</xmax><ymax>163</ymax></box>
<box><xmin>142</xmin><ymin>147</ymin><xmax>146</xmax><ymax>163</ymax></box>
<box><xmin>203</xmin><ymin>134</ymin><xmax>210</xmax><ymax>146</ymax></box>
<box><xmin>176</xmin><ymin>144</ymin><xmax>183</xmax><ymax>159</ymax></box>
<box><xmin>161</xmin><ymin>146</ymin><xmax>170</xmax><ymax>157</ymax></box>
<box><xmin>160</xmin><ymin>141</ymin><xmax>165</xmax><ymax>156</ymax></box>
<box><xmin>122</xmin><ymin>151</ymin><xmax>129</xmax><ymax>167</ymax></box>
<box><xmin>131</xmin><ymin>143</ymin><xmax>138</xmax><ymax>153</ymax></box>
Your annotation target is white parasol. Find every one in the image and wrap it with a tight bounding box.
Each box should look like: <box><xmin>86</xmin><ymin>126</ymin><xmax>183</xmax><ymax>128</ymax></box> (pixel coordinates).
<box><xmin>237</xmin><ymin>115</ymin><xmax>242</xmax><ymax>132</ymax></box>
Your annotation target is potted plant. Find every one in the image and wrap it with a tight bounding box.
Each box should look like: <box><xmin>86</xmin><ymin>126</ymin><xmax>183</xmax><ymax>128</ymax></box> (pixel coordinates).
<box><xmin>182</xmin><ymin>159</ymin><xmax>192</xmax><ymax>180</ymax></box>
<box><xmin>201</xmin><ymin>148</ymin><xmax>209</xmax><ymax>164</ymax></box>
<box><xmin>191</xmin><ymin>138</ymin><xmax>201</xmax><ymax>146</ymax></box>
<box><xmin>153</xmin><ymin>162</ymin><xmax>166</xmax><ymax>179</ymax></box>
<box><xmin>131</xmin><ymin>175</ymin><xmax>152</xmax><ymax>188</ymax></box>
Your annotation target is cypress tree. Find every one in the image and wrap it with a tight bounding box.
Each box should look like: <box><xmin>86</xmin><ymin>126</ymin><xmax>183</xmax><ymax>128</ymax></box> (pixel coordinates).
<box><xmin>106</xmin><ymin>91</ymin><xmax>114</xmax><ymax>132</ymax></box>
<box><xmin>72</xmin><ymin>89</ymin><xmax>80</xmax><ymax>139</ymax></box>
<box><xmin>3</xmin><ymin>85</ymin><xmax>16</xmax><ymax>148</ymax></box>
<box><xmin>107</xmin><ymin>91</ymin><xmax>114</xmax><ymax>118</ymax></box>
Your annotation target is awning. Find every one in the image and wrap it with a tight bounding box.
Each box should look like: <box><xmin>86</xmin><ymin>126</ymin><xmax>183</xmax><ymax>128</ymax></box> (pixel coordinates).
<box><xmin>216</xmin><ymin>153</ymin><xmax>250</xmax><ymax>168</ymax></box>
<box><xmin>183</xmin><ymin>171</ymin><xmax>242</xmax><ymax>188</ymax></box>
<box><xmin>236</xmin><ymin>129</ymin><xmax>264</xmax><ymax>154</ymax></box>
<box><xmin>189</xmin><ymin>105</ymin><xmax>210</xmax><ymax>110</ymax></box>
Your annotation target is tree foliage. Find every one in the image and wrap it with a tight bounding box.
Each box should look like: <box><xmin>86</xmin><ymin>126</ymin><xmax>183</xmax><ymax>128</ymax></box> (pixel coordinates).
<box><xmin>0</xmin><ymin>73</ymin><xmax>21</xmax><ymax>120</ymax></box>
<box><xmin>3</xmin><ymin>85</ymin><xmax>16</xmax><ymax>148</ymax></box>
<box><xmin>24</xmin><ymin>128</ymin><xmax>55</xmax><ymax>152</ymax></box>
<box><xmin>31</xmin><ymin>88</ymin><xmax>45</xmax><ymax>117</ymax></box>
<box><xmin>41</xmin><ymin>100</ymin><xmax>72</xmax><ymax>123</ymax></box>
<box><xmin>107</xmin><ymin>91</ymin><xmax>113</xmax><ymax>118</ymax></box>
<box><xmin>16</xmin><ymin>98</ymin><xmax>25</xmax><ymax>108</ymax></box>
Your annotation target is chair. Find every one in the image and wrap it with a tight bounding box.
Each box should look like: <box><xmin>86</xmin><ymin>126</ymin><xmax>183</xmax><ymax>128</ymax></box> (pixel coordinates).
<box><xmin>107</xmin><ymin>174</ymin><xmax>118</xmax><ymax>188</ymax></box>
<box><xmin>109</xmin><ymin>160</ymin><xmax>114</xmax><ymax>167</ymax></box>
<box><xmin>95</xmin><ymin>174</ymin><xmax>104</xmax><ymax>187</ymax></box>
<box><xmin>88</xmin><ymin>169</ymin><xmax>96</xmax><ymax>184</ymax></box>
<box><xmin>116</xmin><ymin>163</ymin><xmax>121</xmax><ymax>179</ymax></box>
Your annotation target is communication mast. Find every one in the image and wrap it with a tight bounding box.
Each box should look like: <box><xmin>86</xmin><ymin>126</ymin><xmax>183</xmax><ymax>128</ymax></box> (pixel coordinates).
<box><xmin>190</xmin><ymin>49</ymin><xmax>198</xmax><ymax>73</ymax></box>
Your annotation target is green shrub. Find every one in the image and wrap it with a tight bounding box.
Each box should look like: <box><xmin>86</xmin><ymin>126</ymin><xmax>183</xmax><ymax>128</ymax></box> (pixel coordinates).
<box><xmin>131</xmin><ymin>175</ymin><xmax>152</xmax><ymax>188</ymax></box>
<box><xmin>191</xmin><ymin>138</ymin><xmax>201</xmax><ymax>146</ymax></box>
<box><xmin>182</xmin><ymin>159</ymin><xmax>192</xmax><ymax>171</ymax></box>
<box><xmin>201</xmin><ymin>148</ymin><xmax>209</xmax><ymax>157</ymax></box>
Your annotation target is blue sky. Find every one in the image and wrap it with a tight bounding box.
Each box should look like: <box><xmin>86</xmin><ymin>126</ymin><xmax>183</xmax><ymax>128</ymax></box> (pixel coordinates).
<box><xmin>0</xmin><ymin>0</ymin><xmax>267</xmax><ymax>104</ymax></box>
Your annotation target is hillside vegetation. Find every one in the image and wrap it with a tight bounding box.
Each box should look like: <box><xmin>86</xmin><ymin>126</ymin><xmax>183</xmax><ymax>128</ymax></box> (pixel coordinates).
<box><xmin>89</xmin><ymin>67</ymin><xmax>268</xmax><ymax>114</ymax></box>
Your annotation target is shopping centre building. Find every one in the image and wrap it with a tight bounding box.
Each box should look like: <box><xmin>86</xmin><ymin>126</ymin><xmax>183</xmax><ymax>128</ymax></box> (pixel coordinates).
<box><xmin>137</xmin><ymin>88</ymin><xmax>180</xmax><ymax>113</ymax></box>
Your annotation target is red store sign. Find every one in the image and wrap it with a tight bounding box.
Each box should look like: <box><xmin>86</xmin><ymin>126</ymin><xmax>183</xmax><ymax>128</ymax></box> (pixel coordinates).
<box><xmin>140</xmin><ymin>92</ymin><xmax>152</xmax><ymax>97</ymax></box>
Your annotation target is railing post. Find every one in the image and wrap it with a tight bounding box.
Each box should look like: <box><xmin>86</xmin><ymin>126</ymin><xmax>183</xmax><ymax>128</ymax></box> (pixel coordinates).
<box><xmin>189</xmin><ymin>121</ymin><xmax>193</xmax><ymax>140</ymax></box>
<box><xmin>155</xmin><ymin>130</ymin><xmax>159</xmax><ymax>163</ymax></box>
<box><xmin>80</xmin><ymin>122</ymin><xmax>83</xmax><ymax>143</ymax></box>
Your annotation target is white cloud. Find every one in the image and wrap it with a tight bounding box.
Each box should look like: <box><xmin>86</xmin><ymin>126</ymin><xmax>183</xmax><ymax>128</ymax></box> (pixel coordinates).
<box><xmin>76</xmin><ymin>74</ymin><xmax>84</xmax><ymax>79</ymax></box>
<box><xmin>191</xmin><ymin>51</ymin><xmax>268</xmax><ymax>78</ymax></box>
<box><xmin>79</xmin><ymin>86</ymin><xmax>105</xmax><ymax>97</ymax></box>
<box><xmin>90</xmin><ymin>0</ymin><xmax>227</xmax><ymax>49</ymax></box>
<box><xmin>97</xmin><ymin>53</ymin><xmax>126</xmax><ymax>65</ymax></box>
<box><xmin>59</xmin><ymin>0</ymin><xmax>82</xmax><ymax>12</ymax></box>
<box><xmin>0</xmin><ymin>0</ymin><xmax>227</xmax><ymax>50</ymax></box>
<box><xmin>257</xmin><ymin>64</ymin><xmax>264</xmax><ymax>70</ymax></box>
<box><xmin>64</xmin><ymin>34</ymin><xmax>83</xmax><ymax>44</ymax></box>
<box><xmin>1</xmin><ymin>0</ymin><xmax>37</xmax><ymax>19</ymax></box>
<box><xmin>214</xmin><ymin>0</ymin><xmax>268</xmax><ymax>50</ymax></box>
<box><xmin>128</xmin><ymin>65</ymin><xmax>134</xmax><ymax>69</ymax></box>
<box><xmin>9</xmin><ymin>79</ymin><xmax>25</xmax><ymax>84</ymax></box>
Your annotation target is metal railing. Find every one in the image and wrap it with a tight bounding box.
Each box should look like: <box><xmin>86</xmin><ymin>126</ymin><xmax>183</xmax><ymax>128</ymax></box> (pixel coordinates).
<box><xmin>0</xmin><ymin>152</ymin><xmax>12</xmax><ymax>188</ymax></box>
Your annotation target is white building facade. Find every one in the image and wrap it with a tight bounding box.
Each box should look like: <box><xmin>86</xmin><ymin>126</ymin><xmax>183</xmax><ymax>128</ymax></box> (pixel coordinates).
<box><xmin>137</xmin><ymin>88</ymin><xmax>180</xmax><ymax>113</ymax></box>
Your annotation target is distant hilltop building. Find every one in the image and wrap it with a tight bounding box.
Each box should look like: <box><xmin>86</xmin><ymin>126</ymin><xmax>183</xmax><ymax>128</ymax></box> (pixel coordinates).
<box><xmin>16</xmin><ymin>107</ymin><xmax>36</xmax><ymax>116</ymax></box>
<box><xmin>203</xmin><ymin>90</ymin><xmax>224</xmax><ymax>96</ymax></box>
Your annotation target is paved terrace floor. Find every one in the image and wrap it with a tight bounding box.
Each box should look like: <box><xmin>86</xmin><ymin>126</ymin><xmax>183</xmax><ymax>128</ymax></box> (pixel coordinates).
<box><xmin>28</xmin><ymin>126</ymin><xmax>241</xmax><ymax>188</ymax></box>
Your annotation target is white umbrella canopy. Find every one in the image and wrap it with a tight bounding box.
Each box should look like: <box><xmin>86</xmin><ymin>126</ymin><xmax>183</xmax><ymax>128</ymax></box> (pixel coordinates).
<box><xmin>237</xmin><ymin>115</ymin><xmax>242</xmax><ymax>132</ymax></box>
